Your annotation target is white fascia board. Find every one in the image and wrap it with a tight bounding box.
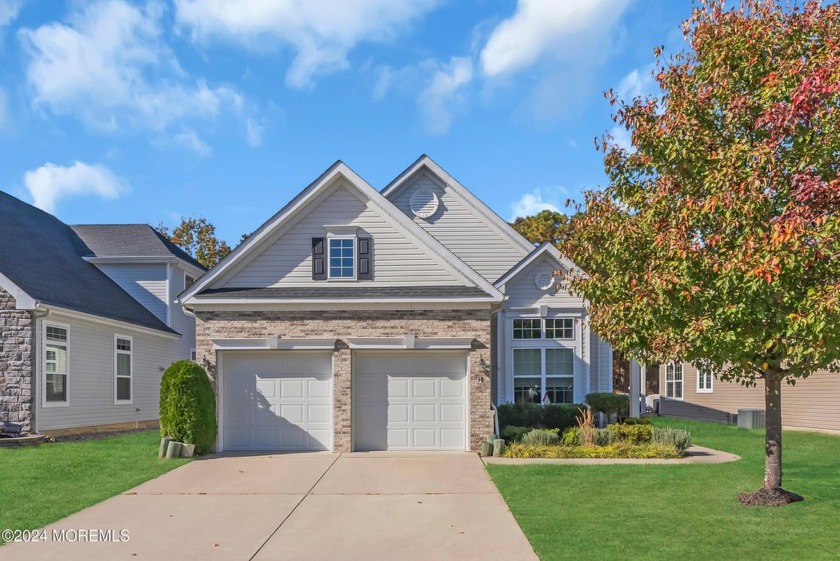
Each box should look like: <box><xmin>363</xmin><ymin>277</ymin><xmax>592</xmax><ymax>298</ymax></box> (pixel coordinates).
<box><xmin>348</xmin><ymin>336</ymin><xmax>474</xmax><ymax>350</ymax></box>
<box><xmin>84</xmin><ymin>256</ymin><xmax>205</xmax><ymax>277</ymax></box>
<box><xmin>187</xmin><ymin>300</ymin><xmax>495</xmax><ymax>312</ymax></box>
<box><xmin>213</xmin><ymin>337</ymin><xmax>337</xmax><ymax>351</ymax></box>
<box><xmin>494</xmin><ymin>243</ymin><xmax>579</xmax><ymax>289</ymax></box>
<box><xmin>0</xmin><ymin>272</ymin><xmax>37</xmax><ymax>309</ymax></box>
<box><xmin>189</xmin><ymin>296</ymin><xmax>499</xmax><ymax>306</ymax></box>
<box><xmin>44</xmin><ymin>306</ymin><xmax>182</xmax><ymax>340</ymax></box>
<box><xmin>382</xmin><ymin>156</ymin><xmax>535</xmax><ymax>253</ymax></box>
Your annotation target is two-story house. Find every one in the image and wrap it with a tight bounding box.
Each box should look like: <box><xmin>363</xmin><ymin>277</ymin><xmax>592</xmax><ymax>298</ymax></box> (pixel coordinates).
<box><xmin>180</xmin><ymin>156</ymin><xmax>614</xmax><ymax>453</ymax></box>
<box><xmin>0</xmin><ymin>192</ymin><xmax>204</xmax><ymax>436</ymax></box>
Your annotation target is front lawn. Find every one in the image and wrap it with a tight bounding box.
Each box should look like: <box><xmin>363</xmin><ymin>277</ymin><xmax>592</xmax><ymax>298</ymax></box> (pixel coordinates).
<box><xmin>487</xmin><ymin>418</ymin><xmax>840</xmax><ymax>561</ymax></box>
<box><xmin>0</xmin><ymin>431</ymin><xmax>189</xmax><ymax>541</ymax></box>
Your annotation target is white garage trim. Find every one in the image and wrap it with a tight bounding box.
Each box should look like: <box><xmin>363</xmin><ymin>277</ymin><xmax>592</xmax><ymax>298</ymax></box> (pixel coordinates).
<box><xmin>347</xmin><ymin>336</ymin><xmax>474</xmax><ymax>350</ymax></box>
<box><xmin>213</xmin><ymin>337</ymin><xmax>337</xmax><ymax>351</ymax></box>
<box><xmin>352</xmin><ymin>351</ymin><xmax>470</xmax><ymax>451</ymax></box>
<box><xmin>217</xmin><ymin>350</ymin><xmax>334</xmax><ymax>452</ymax></box>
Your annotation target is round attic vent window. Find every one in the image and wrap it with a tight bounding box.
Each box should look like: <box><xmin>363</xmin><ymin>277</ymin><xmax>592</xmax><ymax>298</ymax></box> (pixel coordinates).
<box><xmin>534</xmin><ymin>271</ymin><xmax>555</xmax><ymax>291</ymax></box>
<box><xmin>409</xmin><ymin>188</ymin><xmax>439</xmax><ymax>219</ymax></box>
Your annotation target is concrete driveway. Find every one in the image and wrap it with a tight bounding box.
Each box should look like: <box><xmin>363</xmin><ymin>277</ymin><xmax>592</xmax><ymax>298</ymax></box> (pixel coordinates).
<box><xmin>0</xmin><ymin>452</ymin><xmax>537</xmax><ymax>561</ymax></box>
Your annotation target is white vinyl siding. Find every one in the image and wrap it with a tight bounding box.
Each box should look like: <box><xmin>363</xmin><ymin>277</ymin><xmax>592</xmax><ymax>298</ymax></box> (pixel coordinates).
<box><xmin>389</xmin><ymin>172</ymin><xmax>529</xmax><ymax>282</ymax></box>
<box><xmin>169</xmin><ymin>263</ymin><xmax>199</xmax><ymax>361</ymax></box>
<box><xmin>96</xmin><ymin>263</ymin><xmax>168</xmax><ymax>322</ymax></box>
<box><xmin>220</xmin><ymin>183</ymin><xmax>464</xmax><ymax>288</ymax></box>
<box><xmin>35</xmin><ymin>312</ymin><xmax>181</xmax><ymax>432</ymax></box>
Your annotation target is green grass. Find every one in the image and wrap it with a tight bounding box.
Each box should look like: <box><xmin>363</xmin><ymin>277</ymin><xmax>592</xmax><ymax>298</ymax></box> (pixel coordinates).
<box><xmin>0</xmin><ymin>431</ymin><xmax>190</xmax><ymax>540</ymax></box>
<box><xmin>487</xmin><ymin>418</ymin><xmax>840</xmax><ymax>561</ymax></box>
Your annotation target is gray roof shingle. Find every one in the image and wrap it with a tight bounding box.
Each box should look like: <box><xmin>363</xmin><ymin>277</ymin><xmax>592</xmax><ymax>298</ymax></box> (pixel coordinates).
<box><xmin>0</xmin><ymin>192</ymin><xmax>177</xmax><ymax>334</ymax></box>
<box><xmin>195</xmin><ymin>286</ymin><xmax>489</xmax><ymax>300</ymax></box>
<box><xmin>71</xmin><ymin>224</ymin><xmax>206</xmax><ymax>271</ymax></box>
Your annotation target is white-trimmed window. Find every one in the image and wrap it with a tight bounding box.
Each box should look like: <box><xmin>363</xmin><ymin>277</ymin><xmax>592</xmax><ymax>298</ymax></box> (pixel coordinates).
<box><xmin>545</xmin><ymin>318</ymin><xmax>574</xmax><ymax>339</ymax></box>
<box><xmin>665</xmin><ymin>363</ymin><xmax>684</xmax><ymax>399</ymax></box>
<box><xmin>328</xmin><ymin>237</ymin><xmax>355</xmax><ymax>279</ymax></box>
<box><xmin>697</xmin><ymin>366</ymin><xmax>714</xmax><ymax>393</ymax></box>
<box><xmin>185</xmin><ymin>273</ymin><xmax>196</xmax><ymax>289</ymax></box>
<box><xmin>115</xmin><ymin>336</ymin><xmax>133</xmax><ymax>404</ymax></box>
<box><xmin>512</xmin><ymin>348</ymin><xmax>575</xmax><ymax>404</ymax></box>
<box><xmin>512</xmin><ymin>318</ymin><xmax>576</xmax><ymax>340</ymax></box>
<box><xmin>44</xmin><ymin>324</ymin><xmax>69</xmax><ymax>405</ymax></box>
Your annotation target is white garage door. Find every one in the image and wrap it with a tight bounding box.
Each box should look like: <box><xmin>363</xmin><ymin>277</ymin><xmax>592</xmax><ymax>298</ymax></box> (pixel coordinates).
<box><xmin>354</xmin><ymin>352</ymin><xmax>467</xmax><ymax>451</ymax></box>
<box><xmin>221</xmin><ymin>351</ymin><xmax>332</xmax><ymax>451</ymax></box>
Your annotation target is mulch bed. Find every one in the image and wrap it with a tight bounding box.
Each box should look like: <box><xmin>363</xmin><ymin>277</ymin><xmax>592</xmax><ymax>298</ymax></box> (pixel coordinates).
<box><xmin>738</xmin><ymin>487</ymin><xmax>804</xmax><ymax>506</ymax></box>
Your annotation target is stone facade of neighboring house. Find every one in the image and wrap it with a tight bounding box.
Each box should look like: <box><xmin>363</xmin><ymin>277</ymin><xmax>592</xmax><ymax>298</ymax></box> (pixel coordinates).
<box><xmin>0</xmin><ymin>287</ymin><xmax>32</xmax><ymax>431</ymax></box>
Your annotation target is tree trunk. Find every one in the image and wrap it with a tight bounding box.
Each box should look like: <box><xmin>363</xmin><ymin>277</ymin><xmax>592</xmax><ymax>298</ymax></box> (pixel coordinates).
<box><xmin>763</xmin><ymin>369</ymin><xmax>783</xmax><ymax>490</ymax></box>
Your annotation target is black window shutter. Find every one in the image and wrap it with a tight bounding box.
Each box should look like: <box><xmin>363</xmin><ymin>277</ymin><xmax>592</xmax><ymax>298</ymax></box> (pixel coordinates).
<box><xmin>312</xmin><ymin>237</ymin><xmax>326</xmax><ymax>280</ymax></box>
<box><xmin>357</xmin><ymin>237</ymin><xmax>372</xmax><ymax>280</ymax></box>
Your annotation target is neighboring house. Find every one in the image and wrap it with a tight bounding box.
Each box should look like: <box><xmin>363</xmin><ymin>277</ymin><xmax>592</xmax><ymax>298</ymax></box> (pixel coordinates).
<box><xmin>0</xmin><ymin>193</ymin><xmax>205</xmax><ymax>435</ymax></box>
<box><xmin>180</xmin><ymin>155</ymin><xmax>614</xmax><ymax>453</ymax></box>
<box><xmin>658</xmin><ymin>362</ymin><xmax>839</xmax><ymax>432</ymax></box>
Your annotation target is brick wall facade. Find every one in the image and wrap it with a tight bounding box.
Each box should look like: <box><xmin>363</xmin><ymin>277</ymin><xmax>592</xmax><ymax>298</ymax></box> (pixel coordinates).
<box><xmin>195</xmin><ymin>309</ymin><xmax>494</xmax><ymax>452</ymax></box>
<box><xmin>0</xmin><ymin>287</ymin><xmax>33</xmax><ymax>432</ymax></box>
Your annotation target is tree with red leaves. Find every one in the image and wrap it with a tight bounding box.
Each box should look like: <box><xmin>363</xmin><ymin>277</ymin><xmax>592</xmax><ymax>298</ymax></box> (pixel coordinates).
<box><xmin>565</xmin><ymin>0</ymin><xmax>840</xmax><ymax>505</ymax></box>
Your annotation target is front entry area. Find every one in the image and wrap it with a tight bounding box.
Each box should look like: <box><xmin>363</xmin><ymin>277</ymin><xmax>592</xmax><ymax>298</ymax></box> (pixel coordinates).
<box><xmin>353</xmin><ymin>351</ymin><xmax>468</xmax><ymax>451</ymax></box>
<box><xmin>220</xmin><ymin>351</ymin><xmax>333</xmax><ymax>451</ymax></box>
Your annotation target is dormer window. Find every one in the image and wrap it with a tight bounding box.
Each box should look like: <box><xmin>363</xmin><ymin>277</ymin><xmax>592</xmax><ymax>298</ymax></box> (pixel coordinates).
<box><xmin>312</xmin><ymin>230</ymin><xmax>372</xmax><ymax>281</ymax></box>
<box><xmin>329</xmin><ymin>237</ymin><xmax>355</xmax><ymax>279</ymax></box>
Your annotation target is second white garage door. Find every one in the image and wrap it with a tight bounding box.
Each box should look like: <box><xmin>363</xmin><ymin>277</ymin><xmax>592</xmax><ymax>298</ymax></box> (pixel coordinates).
<box><xmin>221</xmin><ymin>351</ymin><xmax>332</xmax><ymax>451</ymax></box>
<box><xmin>354</xmin><ymin>351</ymin><xmax>468</xmax><ymax>451</ymax></box>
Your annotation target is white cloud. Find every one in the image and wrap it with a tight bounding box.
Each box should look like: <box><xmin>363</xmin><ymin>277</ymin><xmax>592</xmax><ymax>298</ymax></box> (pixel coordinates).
<box><xmin>245</xmin><ymin>118</ymin><xmax>263</xmax><ymax>147</ymax></box>
<box><xmin>608</xmin><ymin>124</ymin><xmax>635</xmax><ymax>152</ymax></box>
<box><xmin>173</xmin><ymin>128</ymin><xmax>211</xmax><ymax>156</ymax></box>
<box><xmin>19</xmin><ymin>0</ymin><xmax>243</xmax><ymax>133</ymax></box>
<box><xmin>174</xmin><ymin>0</ymin><xmax>440</xmax><ymax>89</ymax></box>
<box><xmin>509</xmin><ymin>187</ymin><xmax>567</xmax><ymax>221</ymax></box>
<box><xmin>616</xmin><ymin>64</ymin><xmax>657</xmax><ymax>101</ymax></box>
<box><xmin>23</xmin><ymin>161</ymin><xmax>128</xmax><ymax>213</ymax></box>
<box><xmin>0</xmin><ymin>0</ymin><xmax>23</xmax><ymax>27</ymax></box>
<box><xmin>418</xmin><ymin>57</ymin><xmax>473</xmax><ymax>135</ymax></box>
<box><xmin>480</xmin><ymin>0</ymin><xmax>631</xmax><ymax>78</ymax></box>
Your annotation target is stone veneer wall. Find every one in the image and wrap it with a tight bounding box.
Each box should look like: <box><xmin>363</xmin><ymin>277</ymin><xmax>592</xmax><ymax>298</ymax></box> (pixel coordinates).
<box><xmin>196</xmin><ymin>309</ymin><xmax>494</xmax><ymax>452</ymax></box>
<box><xmin>0</xmin><ymin>287</ymin><xmax>33</xmax><ymax>432</ymax></box>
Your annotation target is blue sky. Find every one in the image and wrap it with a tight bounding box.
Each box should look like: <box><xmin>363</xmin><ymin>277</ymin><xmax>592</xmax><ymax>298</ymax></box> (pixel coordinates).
<box><xmin>0</xmin><ymin>0</ymin><xmax>690</xmax><ymax>245</ymax></box>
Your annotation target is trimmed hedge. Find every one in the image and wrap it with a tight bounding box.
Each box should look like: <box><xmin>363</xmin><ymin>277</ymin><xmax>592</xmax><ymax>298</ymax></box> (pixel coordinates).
<box><xmin>503</xmin><ymin>442</ymin><xmax>683</xmax><ymax>459</ymax></box>
<box><xmin>501</xmin><ymin>425</ymin><xmax>532</xmax><ymax>443</ymax></box>
<box><xmin>160</xmin><ymin>360</ymin><xmax>217</xmax><ymax>455</ymax></box>
<box><xmin>585</xmin><ymin>393</ymin><xmax>629</xmax><ymax>419</ymax></box>
<box><xmin>497</xmin><ymin>402</ymin><xmax>585</xmax><ymax>433</ymax></box>
<box><xmin>607</xmin><ymin>423</ymin><xmax>652</xmax><ymax>444</ymax></box>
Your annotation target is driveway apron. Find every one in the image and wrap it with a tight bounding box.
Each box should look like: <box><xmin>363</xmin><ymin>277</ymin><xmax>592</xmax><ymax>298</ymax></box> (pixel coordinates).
<box><xmin>0</xmin><ymin>452</ymin><xmax>537</xmax><ymax>561</ymax></box>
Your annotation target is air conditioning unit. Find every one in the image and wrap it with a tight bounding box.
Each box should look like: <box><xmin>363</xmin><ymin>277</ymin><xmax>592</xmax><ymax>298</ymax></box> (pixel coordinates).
<box><xmin>737</xmin><ymin>408</ymin><xmax>766</xmax><ymax>429</ymax></box>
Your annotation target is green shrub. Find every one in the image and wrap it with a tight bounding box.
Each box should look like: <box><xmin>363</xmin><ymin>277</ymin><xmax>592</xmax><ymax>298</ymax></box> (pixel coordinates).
<box><xmin>497</xmin><ymin>402</ymin><xmax>585</xmax><ymax>433</ymax></box>
<box><xmin>521</xmin><ymin>428</ymin><xmax>560</xmax><ymax>446</ymax></box>
<box><xmin>503</xmin><ymin>442</ymin><xmax>683</xmax><ymax>459</ymax></box>
<box><xmin>160</xmin><ymin>360</ymin><xmax>217</xmax><ymax>454</ymax></box>
<box><xmin>622</xmin><ymin>417</ymin><xmax>653</xmax><ymax>425</ymax></box>
<box><xmin>592</xmin><ymin>427</ymin><xmax>617</xmax><ymax>446</ymax></box>
<box><xmin>501</xmin><ymin>425</ymin><xmax>532</xmax><ymax>443</ymax></box>
<box><xmin>608</xmin><ymin>423</ymin><xmax>653</xmax><ymax>444</ymax></box>
<box><xmin>652</xmin><ymin>426</ymin><xmax>692</xmax><ymax>453</ymax></box>
<box><xmin>585</xmin><ymin>393</ymin><xmax>630</xmax><ymax>420</ymax></box>
<box><xmin>561</xmin><ymin>426</ymin><xmax>580</xmax><ymax>446</ymax></box>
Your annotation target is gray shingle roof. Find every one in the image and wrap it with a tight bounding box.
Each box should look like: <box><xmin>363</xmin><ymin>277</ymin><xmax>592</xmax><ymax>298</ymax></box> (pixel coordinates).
<box><xmin>195</xmin><ymin>286</ymin><xmax>489</xmax><ymax>300</ymax></box>
<box><xmin>0</xmin><ymin>192</ymin><xmax>177</xmax><ymax>334</ymax></box>
<box><xmin>71</xmin><ymin>224</ymin><xmax>206</xmax><ymax>271</ymax></box>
